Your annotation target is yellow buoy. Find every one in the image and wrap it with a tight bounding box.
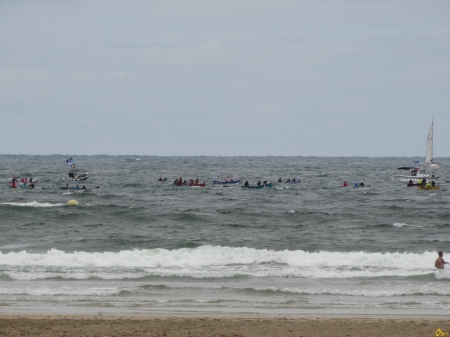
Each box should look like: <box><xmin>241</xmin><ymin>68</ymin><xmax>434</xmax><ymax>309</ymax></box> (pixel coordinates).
<box><xmin>67</xmin><ymin>199</ymin><xmax>79</xmax><ymax>206</ymax></box>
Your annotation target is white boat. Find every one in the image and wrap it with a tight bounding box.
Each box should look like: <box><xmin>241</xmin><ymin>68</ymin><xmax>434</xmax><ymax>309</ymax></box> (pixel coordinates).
<box><xmin>391</xmin><ymin>167</ymin><xmax>439</xmax><ymax>182</ymax></box>
<box><xmin>425</xmin><ymin>120</ymin><xmax>441</xmax><ymax>167</ymax></box>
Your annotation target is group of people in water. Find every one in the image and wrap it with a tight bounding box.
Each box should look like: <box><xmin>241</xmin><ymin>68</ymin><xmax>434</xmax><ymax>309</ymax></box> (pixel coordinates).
<box><xmin>412</xmin><ymin>178</ymin><xmax>436</xmax><ymax>188</ymax></box>
<box><xmin>244</xmin><ymin>180</ymin><xmax>269</xmax><ymax>187</ymax></box>
<box><xmin>277</xmin><ymin>177</ymin><xmax>299</xmax><ymax>183</ymax></box>
<box><xmin>10</xmin><ymin>174</ymin><xmax>90</xmax><ymax>190</ymax></box>
<box><xmin>342</xmin><ymin>181</ymin><xmax>365</xmax><ymax>187</ymax></box>
<box><xmin>10</xmin><ymin>176</ymin><xmax>36</xmax><ymax>189</ymax></box>
<box><xmin>216</xmin><ymin>176</ymin><xmax>237</xmax><ymax>182</ymax></box>
<box><xmin>173</xmin><ymin>177</ymin><xmax>201</xmax><ymax>186</ymax></box>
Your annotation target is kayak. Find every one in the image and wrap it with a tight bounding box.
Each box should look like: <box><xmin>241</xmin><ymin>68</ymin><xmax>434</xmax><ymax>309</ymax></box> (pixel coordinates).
<box><xmin>174</xmin><ymin>181</ymin><xmax>206</xmax><ymax>187</ymax></box>
<box><xmin>60</xmin><ymin>186</ymin><xmax>85</xmax><ymax>190</ymax></box>
<box><xmin>241</xmin><ymin>182</ymin><xmax>273</xmax><ymax>189</ymax></box>
<box><xmin>418</xmin><ymin>185</ymin><xmax>441</xmax><ymax>190</ymax></box>
<box><xmin>213</xmin><ymin>179</ymin><xmax>241</xmax><ymax>185</ymax></box>
<box><xmin>281</xmin><ymin>180</ymin><xmax>300</xmax><ymax>184</ymax></box>
<box><xmin>67</xmin><ymin>173</ymin><xmax>89</xmax><ymax>181</ymax></box>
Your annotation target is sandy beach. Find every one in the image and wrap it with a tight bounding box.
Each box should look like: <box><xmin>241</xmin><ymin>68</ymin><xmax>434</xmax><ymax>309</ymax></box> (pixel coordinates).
<box><xmin>0</xmin><ymin>314</ymin><xmax>448</xmax><ymax>337</ymax></box>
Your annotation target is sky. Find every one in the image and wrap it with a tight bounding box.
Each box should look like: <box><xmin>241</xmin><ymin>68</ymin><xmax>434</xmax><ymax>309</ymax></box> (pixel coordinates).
<box><xmin>1</xmin><ymin>0</ymin><xmax>449</xmax><ymax>156</ymax></box>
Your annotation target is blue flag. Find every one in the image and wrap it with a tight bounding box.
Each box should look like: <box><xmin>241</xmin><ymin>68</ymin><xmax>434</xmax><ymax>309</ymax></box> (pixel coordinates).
<box><xmin>66</xmin><ymin>158</ymin><xmax>74</xmax><ymax>166</ymax></box>
<box><xmin>413</xmin><ymin>161</ymin><xmax>419</xmax><ymax>167</ymax></box>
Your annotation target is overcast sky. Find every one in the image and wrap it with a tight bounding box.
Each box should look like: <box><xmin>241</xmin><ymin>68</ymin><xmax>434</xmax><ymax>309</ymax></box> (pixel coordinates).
<box><xmin>1</xmin><ymin>0</ymin><xmax>449</xmax><ymax>156</ymax></box>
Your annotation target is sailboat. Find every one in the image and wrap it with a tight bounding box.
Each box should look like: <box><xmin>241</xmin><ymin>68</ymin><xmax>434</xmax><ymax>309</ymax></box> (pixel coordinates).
<box><xmin>425</xmin><ymin>120</ymin><xmax>441</xmax><ymax>167</ymax></box>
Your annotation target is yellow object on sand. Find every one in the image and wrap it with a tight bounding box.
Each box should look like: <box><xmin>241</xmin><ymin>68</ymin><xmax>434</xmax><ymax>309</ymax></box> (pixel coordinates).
<box><xmin>67</xmin><ymin>199</ymin><xmax>79</xmax><ymax>206</ymax></box>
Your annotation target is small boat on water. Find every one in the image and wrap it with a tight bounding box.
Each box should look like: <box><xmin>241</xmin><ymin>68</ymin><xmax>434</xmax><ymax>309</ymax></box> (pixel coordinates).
<box><xmin>241</xmin><ymin>182</ymin><xmax>273</xmax><ymax>189</ymax></box>
<box><xmin>66</xmin><ymin>158</ymin><xmax>89</xmax><ymax>181</ymax></box>
<box><xmin>173</xmin><ymin>179</ymin><xmax>206</xmax><ymax>187</ymax></box>
<box><xmin>418</xmin><ymin>185</ymin><xmax>441</xmax><ymax>191</ymax></box>
<box><xmin>392</xmin><ymin>167</ymin><xmax>438</xmax><ymax>182</ymax></box>
<box><xmin>213</xmin><ymin>179</ymin><xmax>241</xmax><ymax>185</ymax></box>
<box><xmin>277</xmin><ymin>178</ymin><xmax>300</xmax><ymax>184</ymax></box>
<box><xmin>67</xmin><ymin>173</ymin><xmax>89</xmax><ymax>181</ymax></box>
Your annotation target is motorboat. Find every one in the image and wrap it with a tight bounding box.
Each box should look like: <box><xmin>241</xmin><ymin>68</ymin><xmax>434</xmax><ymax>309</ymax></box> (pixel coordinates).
<box><xmin>392</xmin><ymin>167</ymin><xmax>438</xmax><ymax>182</ymax></box>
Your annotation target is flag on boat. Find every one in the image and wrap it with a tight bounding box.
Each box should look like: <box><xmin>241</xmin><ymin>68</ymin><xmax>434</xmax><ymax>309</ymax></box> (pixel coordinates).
<box><xmin>413</xmin><ymin>161</ymin><xmax>419</xmax><ymax>167</ymax></box>
<box><xmin>66</xmin><ymin>158</ymin><xmax>74</xmax><ymax>166</ymax></box>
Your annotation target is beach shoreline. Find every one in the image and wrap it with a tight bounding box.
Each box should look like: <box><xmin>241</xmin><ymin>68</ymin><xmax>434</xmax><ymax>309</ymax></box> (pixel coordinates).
<box><xmin>0</xmin><ymin>313</ymin><xmax>449</xmax><ymax>337</ymax></box>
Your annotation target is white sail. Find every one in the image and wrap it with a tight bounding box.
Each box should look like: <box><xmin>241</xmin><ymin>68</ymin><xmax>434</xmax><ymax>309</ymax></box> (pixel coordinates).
<box><xmin>425</xmin><ymin>122</ymin><xmax>433</xmax><ymax>164</ymax></box>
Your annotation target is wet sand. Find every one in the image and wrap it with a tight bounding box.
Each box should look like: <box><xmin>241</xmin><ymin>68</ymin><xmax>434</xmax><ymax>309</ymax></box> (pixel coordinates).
<box><xmin>0</xmin><ymin>314</ymin><xmax>449</xmax><ymax>337</ymax></box>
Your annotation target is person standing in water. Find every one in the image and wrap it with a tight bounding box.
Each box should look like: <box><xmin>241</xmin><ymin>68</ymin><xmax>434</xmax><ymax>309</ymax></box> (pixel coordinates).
<box><xmin>435</xmin><ymin>251</ymin><xmax>449</xmax><ymax>269</ymax></box>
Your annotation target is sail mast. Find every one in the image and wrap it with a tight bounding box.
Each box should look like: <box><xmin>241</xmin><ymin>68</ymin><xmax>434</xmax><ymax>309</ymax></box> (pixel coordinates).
<box><xmin>425</xmin><ymin>120</ymin><xmax>433</xmax><ymax>164</ymax></box>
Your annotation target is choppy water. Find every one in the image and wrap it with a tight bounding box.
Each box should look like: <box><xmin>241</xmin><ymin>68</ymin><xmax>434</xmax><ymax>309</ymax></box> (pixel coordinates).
<box><xmin>0</xmin><ymin>155</ymin><xmax>449</xmax><ymax>314</ymax></box>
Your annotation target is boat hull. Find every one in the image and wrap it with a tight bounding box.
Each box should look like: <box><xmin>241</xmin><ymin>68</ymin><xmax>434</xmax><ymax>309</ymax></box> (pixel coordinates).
<box><xmin>241</xmin><ymin>182</ymin><xmax>273</xmax><ymax>189</ymax></box>
<box><xmin>174</xmin><ymin>182</ymin><xmax>206</xmax><ymax>187</ymax></box>
<box><xmin>418</xmin><ymin>186</ymin><xmax>441</xmax><ymax>190</ymax></box>
<box><xmin>68</xmin><ymin>173</ymin><xmax>89</xmax><ymax>181</ymax></box>
<box><xmin>213</xmin><ymin>179</ymin><xmax>241</xmax><ymax>185</ymax></box>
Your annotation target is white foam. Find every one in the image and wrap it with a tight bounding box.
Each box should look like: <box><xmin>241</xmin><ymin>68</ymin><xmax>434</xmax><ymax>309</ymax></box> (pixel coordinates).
<box><xmin>0</xmin><ymin>201</ymin><xmax>63</xmax><ymax>207</ymax></box>
<box><xmin>393</xmin><ymin>223</ymin><xmax>423</xmax><ymax>228</ymax></box>
<box><xmin>0</xmin><ymin>287</ymin><xmax>121</xmax><ymax>296</ymax></box>
<box><xmin>256</xmin><ymin>286</ymin><xmax>450</xmax><ymax>297</ymax></box>
<box><xmin>0</xmin><ymin>246</ymin><xmax>436</xmax><ymax>276</ymax></box>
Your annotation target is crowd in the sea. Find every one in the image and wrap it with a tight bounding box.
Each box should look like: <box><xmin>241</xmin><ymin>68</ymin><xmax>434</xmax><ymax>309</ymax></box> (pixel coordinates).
<box><xmin>10</xmin><ymin>175</ymin><xmax>36</xmax><ymax>189</ymax></box>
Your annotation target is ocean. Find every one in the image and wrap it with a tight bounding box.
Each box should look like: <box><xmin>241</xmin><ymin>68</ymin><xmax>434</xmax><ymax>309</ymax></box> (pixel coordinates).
<box><xmin>0</xmin><ymin>155</ymin><xmax>449</xmax><ymax>315</ymax></box>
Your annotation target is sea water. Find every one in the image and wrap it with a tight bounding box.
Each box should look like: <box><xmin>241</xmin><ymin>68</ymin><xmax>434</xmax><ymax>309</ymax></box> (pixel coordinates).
<box><xmin>0</xmin><ymin>155</ymin><xmax>449</xmax><ymax>315</ymax></box>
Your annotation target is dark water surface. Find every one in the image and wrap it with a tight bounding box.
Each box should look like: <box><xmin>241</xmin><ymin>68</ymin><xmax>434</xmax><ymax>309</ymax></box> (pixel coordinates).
<box><xmin>0</xmin><ymin>155</ymin><xmax>449</xmax><ymax>314</ymax></box>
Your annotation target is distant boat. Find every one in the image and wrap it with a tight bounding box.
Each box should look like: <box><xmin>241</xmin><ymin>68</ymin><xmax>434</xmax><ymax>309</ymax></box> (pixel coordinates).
<box><xmin>418</xmin><ymin>185</ymin><xmax>441</xmax><ymax>191</ymax></box>
<box><xmin>391</xmin><ymin>167</ymin><xmax>438</xmax><ymax>182</ymax></box>
<box><xmin>67</xmin><ymin>173</ymin><xmax>89</xmax><ymax>181</ymax></box>
<box><xmin>425</xmin><ymin>120</ymin><xmax>441</xmax><ymax>167</ymax></box>
<box><xmin>241</xmin><ymin>182</ymin><xmax>273</xmax><ymax>189</ymax></box>
<box><xmin>213</xmin><ymin>179</ymin><xmax>241</xmax><ymax>185</ymax></box>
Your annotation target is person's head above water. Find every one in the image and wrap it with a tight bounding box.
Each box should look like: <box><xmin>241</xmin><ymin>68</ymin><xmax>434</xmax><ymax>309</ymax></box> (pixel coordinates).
<box><xmin>439</xmin><ymin>251</ymin><xmax>443</xmax><ymax>257</ymax></box>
